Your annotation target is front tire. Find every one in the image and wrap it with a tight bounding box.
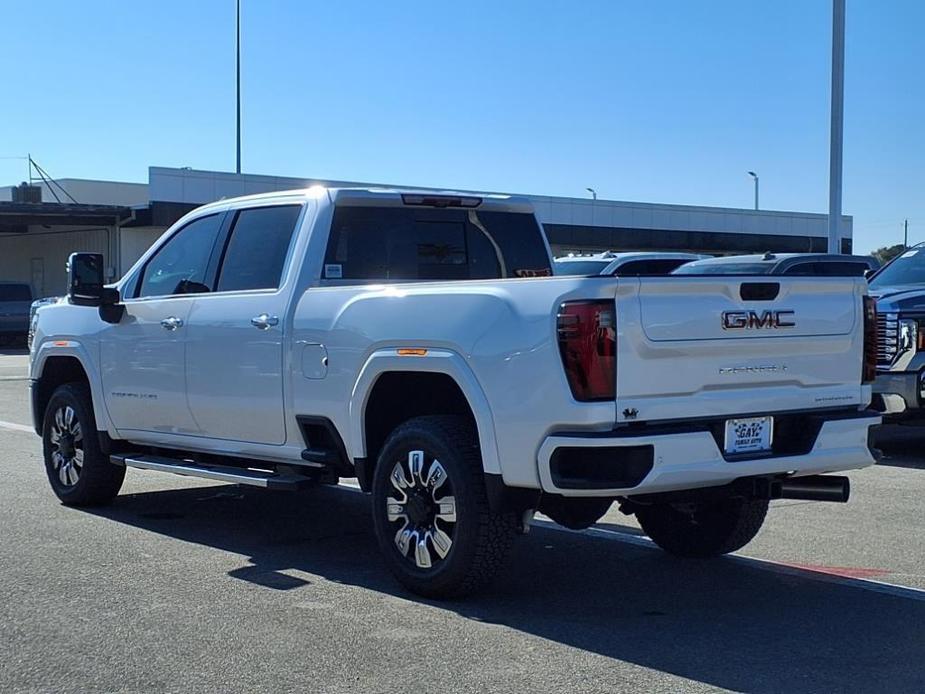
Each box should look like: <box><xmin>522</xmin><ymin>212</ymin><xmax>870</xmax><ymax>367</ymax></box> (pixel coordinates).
<box><xmin>371</xmin><ymin>415</ymin><xmax>517</xmax><ymax>598</ymax></box>
<box><xmin>42</xmin><ymin>383</ymin><xmax>125</xmax><ymax>506</ymax></box>
<box><xmin>635</xmin><ymin>497</ymin><xmax>769</xmax><ymax>558</ymax></box>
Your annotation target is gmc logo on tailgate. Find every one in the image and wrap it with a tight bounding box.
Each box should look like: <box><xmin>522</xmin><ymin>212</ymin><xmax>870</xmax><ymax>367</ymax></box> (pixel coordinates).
<box><xmin>722</xmin><ymin>310</ymin><xmax>795</xmax><ymax>330</ymax></box>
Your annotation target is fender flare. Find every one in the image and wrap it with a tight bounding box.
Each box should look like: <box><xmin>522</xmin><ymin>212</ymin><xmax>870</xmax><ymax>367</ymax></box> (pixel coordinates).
<box><xmin>31</xmin><ymin>340</ymin><xmax>117</xmax><ymax>437</ymax></box>
<box><xmin>348</xmin><ymin>348</ymin><xmax>502</xmax><ymax>475</ymax></box>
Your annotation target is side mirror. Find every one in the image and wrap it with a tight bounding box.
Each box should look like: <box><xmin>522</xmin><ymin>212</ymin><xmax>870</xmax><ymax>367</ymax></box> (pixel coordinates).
<box><xmin>68</xmin><ymin>253</ymin><xmax>105</xmax><ymax>306</ymax></box>
<box><xmin>67</xmin><ymin>252</ymin><xmax>124</xmax><ymax>323</ymax></box>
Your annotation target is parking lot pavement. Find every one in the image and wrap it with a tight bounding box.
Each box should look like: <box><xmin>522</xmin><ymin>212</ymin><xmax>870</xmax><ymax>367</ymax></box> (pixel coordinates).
<box><xmin>0</xmin><ymin>348</ymin><xmax>28</xmax><ymax>381</ymax></box>
<box><xmin>1</xmin><ymin>375</ymin><xmax>924</xmax><ymax>693</ymax></box>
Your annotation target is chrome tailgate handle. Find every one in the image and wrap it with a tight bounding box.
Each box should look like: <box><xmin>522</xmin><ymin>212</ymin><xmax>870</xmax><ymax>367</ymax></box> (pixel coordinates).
<box><xmin>160</xmin><ymin>316</ymin><xmax>183</xmax><ymax>331</ymax></box>
<box><xmin>251</xmin><ymin>313</ymin><xmax>279</xmax><ymax>330</ymax></box>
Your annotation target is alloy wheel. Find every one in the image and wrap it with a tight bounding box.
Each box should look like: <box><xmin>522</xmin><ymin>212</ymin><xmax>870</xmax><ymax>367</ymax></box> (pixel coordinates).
<box><xmin>49</xmin><ymin>405</ymin><xmax>83</xmax><ymax>487</ymax></box>
<box><xmin>386</xmin><ymin>450</ymin><xmax>457</xmax><ymax>569</ymax></box>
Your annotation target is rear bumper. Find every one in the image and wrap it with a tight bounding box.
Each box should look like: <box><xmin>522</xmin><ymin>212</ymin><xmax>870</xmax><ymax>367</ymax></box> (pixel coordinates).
<box><xmin>537</xmin><ymin>409</ymin><xmax>881</xmax><ymax>497</ymax></box>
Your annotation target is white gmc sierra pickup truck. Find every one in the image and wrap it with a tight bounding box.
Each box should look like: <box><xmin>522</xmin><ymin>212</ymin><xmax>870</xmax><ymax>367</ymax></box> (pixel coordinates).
<box><xmin>30</xmin><ymin>187</ymin><xmax>881</xmax><ymax>597</ymax></box>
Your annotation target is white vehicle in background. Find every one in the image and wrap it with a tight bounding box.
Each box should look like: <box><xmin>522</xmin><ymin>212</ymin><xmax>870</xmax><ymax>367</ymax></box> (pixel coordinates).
<box><xmin>554</xmin><ymin>251</ymin><xmax>709</xmax><ymax>276</ymax></box>
<box><xmin>30</xmin><ymin>187</ymin><xmax>881</xmax><ymax>598</ymax></box>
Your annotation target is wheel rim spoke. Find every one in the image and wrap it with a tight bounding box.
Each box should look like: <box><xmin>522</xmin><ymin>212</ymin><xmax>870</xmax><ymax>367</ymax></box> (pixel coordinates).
<box><xmin>425</xmin><ymin>459</ymin><xmax>448</xmax><ymax>493</ymax></box>
<box><xmin>395</xmin><ymin>522</ymin><xmax>412</xmax><ymax>556</ymax></box>
<box><xmin>414</xmin><ymin>532</ymin><xmax>432</xmax><ymax>569</ymax></box>
<box><xmin>408</xmin><ymin>450</ymin><xmax>424</xmax><ymax>485</ymax></box>
<box><xmin>390</xmin><ymin>462</ymin><xmax>410</xmax><ymax>494</ymax></box>
<box><xmin>58</xmin><ymin>463</ymin><xmax>70</xmax><ymax>485</ymax></box>
<box><xmin>435</xmin><ymin>496</ymin><xmax>457</xmax><ymax>523</ymax></box>
<box><xmin>55</xmin><ymin>408</ymin><xmax>65</xmax><ymax>431</ymax></box>
<box><xmin>386</xmin><ymin>497</ymin><xmax>406</xmax><ymax>523</ymax></box>
<box><xmin>429</xmin><ymin>526</ymin><xmax>453</xmax><ymax>559</ymax></box>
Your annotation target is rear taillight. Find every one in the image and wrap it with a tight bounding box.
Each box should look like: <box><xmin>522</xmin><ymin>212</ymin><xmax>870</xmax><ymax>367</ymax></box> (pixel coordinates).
<box><xmin>863</xmin><ymin>295</ymin><xmax>877</xmax><ymax>384</ymax></box>
<box><xmin>557</xmin><ymin>301</ymin><xmax>616</xmax><ymax>401</ymax></box>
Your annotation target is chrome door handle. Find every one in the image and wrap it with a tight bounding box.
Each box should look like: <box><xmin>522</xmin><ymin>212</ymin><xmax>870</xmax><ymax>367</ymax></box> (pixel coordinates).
<box><xmin>251</xmin><ymin>313</ymin><xmax>279</xmax><ymax>330</ymax></box>
<box><xmin>160</xmin><ymin>316</ymin><xmax>184</xmax><ymax>331</ymax></box>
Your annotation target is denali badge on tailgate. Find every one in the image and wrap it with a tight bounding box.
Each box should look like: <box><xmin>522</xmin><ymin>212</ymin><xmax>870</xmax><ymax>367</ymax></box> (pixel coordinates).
<box><xmin>722</xmin><ymin>309</ymin><xmax>795</xmax><ymax>330</ymax></box>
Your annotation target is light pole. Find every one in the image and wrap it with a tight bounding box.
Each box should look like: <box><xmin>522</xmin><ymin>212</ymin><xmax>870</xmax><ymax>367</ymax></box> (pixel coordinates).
<box><xmin>586</xmin><ymin>187</ymin><xmax>597</xmax><ymax>200</ymax></box>
<box><xmin>827</xmin><ymin>0</ymin><xmax>846</xmax><ymax>253</ymax></box>
<box><xmin>235</xmin><ymin>0</ymin><xmax>242</xmax><ymax>174</ymax></box>
<box><xmin>747</xmin><ymin>171</ymin><xmax>759</xmax><ymax>210</ymax></box>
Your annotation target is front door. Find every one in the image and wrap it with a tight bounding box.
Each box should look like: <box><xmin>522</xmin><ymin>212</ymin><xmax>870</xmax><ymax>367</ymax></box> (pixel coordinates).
<box><xmin>100</xmin><ymin>211</ymin><xmax>226</xmax><ymax>436</ymax></box>
<box><xmin>100</xmin><ymin>297</ymin><xmax>196</xmax><ymax>434</ymax></box>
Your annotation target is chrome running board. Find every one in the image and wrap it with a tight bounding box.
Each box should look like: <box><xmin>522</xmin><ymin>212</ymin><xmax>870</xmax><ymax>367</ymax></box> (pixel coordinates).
<box><xmin>110</xmin><ymin>454</ymin><xmax>315</xmax><ymax>490</ymax></box>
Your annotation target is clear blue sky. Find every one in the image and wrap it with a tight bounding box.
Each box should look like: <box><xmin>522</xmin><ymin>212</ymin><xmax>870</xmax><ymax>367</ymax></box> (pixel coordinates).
<box><xmin>1</xmin><ymin>0</ymin><xmax>921</xmax><ymax>254</ymax></box>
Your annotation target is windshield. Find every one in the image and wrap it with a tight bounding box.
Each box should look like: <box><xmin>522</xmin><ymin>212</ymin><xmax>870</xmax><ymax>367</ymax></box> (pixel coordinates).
<box><xmin>0</xmin><ymin>284</ymin><xmax>32</xmax><ymax>301</ymax></box>
<box><xmin>554</xmin><ymin>260</ymin><xmax>610</xmax><ymax>275</ymax></box>
<box><xmin>672</xmin><ymin>262</ymin><xmax>772</xmax><ymax>275</ymax></box>
<box><xmin>870</xmin><ymin>249</ymin><xmax>925</xmax><ymax>288</ymax></box>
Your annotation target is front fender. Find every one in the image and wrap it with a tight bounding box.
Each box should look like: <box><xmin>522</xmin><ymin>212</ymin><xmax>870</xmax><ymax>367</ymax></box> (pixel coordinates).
<box><xmin>31</xmin><ymin>339</ymin><xmax>115</xmax><ymax>436</ymax></box>
<box><xmin>348</xmin><ymin>348</ymin><xmax>502</xmax><ymax>475</ymax></box>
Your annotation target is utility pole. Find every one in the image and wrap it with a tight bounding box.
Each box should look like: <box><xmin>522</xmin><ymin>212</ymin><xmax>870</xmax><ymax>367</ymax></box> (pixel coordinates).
<box><xmin>827</xmin><ymin>0</ymin><xmax>846</xmax><ymax>254</ymax></box>
<box><xmin>747</xmin><ymin>171</ymin><xmax>759</xmax><ymax>210</ymax></box>
<box><xmin>904</xmin><ymin>219</ymin><xmax>909</xmax><ymax>248</ymax></box>
<box><xmin>236</xmin><ymin>0</ymin><xmax>242</xmax><ymax>174</ymax></box>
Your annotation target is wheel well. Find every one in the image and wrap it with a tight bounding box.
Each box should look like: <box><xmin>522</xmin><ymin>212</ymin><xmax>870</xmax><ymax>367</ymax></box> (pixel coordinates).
<box><xmin>35</xmin><ymin>357</ymin><xmax>90</xmax><ymax>435</ymax></box>
<box><xmin>362</xmin><ymin>371</ymin><xmax>477</xmax><ymax>487</ymax></box>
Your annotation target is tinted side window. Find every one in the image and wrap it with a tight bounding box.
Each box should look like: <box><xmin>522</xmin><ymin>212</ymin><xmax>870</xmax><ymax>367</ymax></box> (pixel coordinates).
<box><xmin>138</xmin><ymin>214</ymin><xmax>223</xmax><ymax>298</ymax></box>
<box><xmin>815</xmin><ymin>262</ymin><xmax>869</xmax><ymax>277</ymax></box>
<box><xmin>616</xmin><ymin>259</ymin><xmax>689</xmax><ymax>276</ymax></box>
<box><xmin>782</xmin><ymin>262</ymin><xmax>817</xmax><ymax>276</ymax></box>
<box><xmin>216</xmin><ymin>205</ymin><xmax>303</xmax><ymax>292</ymax></box>
<box><xmin>324</xmin><ymin>207</ymin><xmax>551</xmax><ymax>281</ymax></box>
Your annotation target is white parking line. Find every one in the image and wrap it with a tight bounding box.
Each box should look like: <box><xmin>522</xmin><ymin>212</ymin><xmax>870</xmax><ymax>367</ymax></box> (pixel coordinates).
<box><xmin>334</xmin><ymin>480</ymin><xmax>925</xmax><ymax>601</ymax></box>
<box><xmin>0</xmin><ymin>420</ymin><xmax>33</xmax><ymax>434</ymax></box>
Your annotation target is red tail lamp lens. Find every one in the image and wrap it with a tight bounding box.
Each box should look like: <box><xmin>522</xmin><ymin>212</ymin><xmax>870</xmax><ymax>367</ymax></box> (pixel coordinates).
<box><xmin>557</xmin><ymin>301</ymin><xmax>616</xmax><ymax>401</ymax></box>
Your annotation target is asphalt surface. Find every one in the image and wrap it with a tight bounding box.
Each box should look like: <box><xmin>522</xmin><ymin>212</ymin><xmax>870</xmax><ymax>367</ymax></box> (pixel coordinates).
<box><xmin>1</xmin><ymin>353</ymin><xmax>924</xmax><ymax>693</ymax></box>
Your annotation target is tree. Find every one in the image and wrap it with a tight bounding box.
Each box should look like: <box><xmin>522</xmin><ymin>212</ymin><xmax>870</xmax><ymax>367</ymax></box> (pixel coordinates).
<box><xmin>872</xmin><ymin>244</ymin><xmax>905</xmax><ymax>266</ymax></box>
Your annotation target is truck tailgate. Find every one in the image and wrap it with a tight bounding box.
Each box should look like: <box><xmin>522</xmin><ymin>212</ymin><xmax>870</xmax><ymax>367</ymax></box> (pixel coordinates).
<box><xmin>614</xmin><ymin>277</ymin><xmax>868</xmax><ymax>423</ymax></box>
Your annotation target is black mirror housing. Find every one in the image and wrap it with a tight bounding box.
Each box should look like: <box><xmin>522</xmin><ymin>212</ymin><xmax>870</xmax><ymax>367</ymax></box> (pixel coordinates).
<box><xmin>68</xmin><ymin>252</ymin><xmax>105</xmax><ymax>306</ymax></box>
<box><xmin>68</xmin><ymin>252</ymin><xmax>124</xmax><ymax>323</ymax></box>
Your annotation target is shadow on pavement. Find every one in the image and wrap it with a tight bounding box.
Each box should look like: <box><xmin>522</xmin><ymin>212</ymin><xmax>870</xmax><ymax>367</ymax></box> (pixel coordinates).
<box><xmin>874</xmin><ymin>424</ymin><xmax>925</xmax><ymax>469</ymax></box>
<box><xmin>87</xmin><ymin>483</ymin><xmax>925</xmax><ymax>693</ymax></box>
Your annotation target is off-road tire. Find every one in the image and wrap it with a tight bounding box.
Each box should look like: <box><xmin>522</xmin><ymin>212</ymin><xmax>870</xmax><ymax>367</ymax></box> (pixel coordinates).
<box><xmin>635</xmin><ymin>497</ymin><xmax>769</xmax><ymax>558</ymax></box>
<box><xmin>42</xmin><ymin>383</ymin><xmax>125</xmax><ymax>506</ymax></box>
<box><xmin>539</xmin><ymin>496</ymin><xmax>614</xmax><ymax>530</ymax></box>
<box><xmin>371</xmin><ymin>415</ymin><xmax>517</xmax><ymax>599</ymax></box>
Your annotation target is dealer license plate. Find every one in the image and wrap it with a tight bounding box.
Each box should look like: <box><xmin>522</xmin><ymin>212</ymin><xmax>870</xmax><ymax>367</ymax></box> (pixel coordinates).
<box><xmin>724</xmin><ymin>416</ymin><xmax>773</xmax><ymax>455</ymax></box>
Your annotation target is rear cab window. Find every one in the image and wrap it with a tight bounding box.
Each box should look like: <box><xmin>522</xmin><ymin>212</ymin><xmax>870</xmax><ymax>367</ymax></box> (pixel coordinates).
<box><xmin>322</xmin><ymin>206</ymin><xmax>552</xmax><ymax>281</ymax></box>
<box><xmin>216</xmin><ymin>205</ymin><xmax>303</xmax><ymax>292</ymax></box>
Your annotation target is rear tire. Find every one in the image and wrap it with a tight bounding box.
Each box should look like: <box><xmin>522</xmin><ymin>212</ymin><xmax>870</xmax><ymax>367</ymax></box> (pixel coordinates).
<box><xmin>635</xmin><ymin>497</ymin><xmax>768</xmax><ymax>558</ymax></box>
<box><xmin>42</xmin><ymin>383</ymin><xmax>125</xmax><ymax>506</ymax></box>
<box><xmin>371</xmin><ymin>415</ymin><xmax>517</xmax><ymax>598</ymax></box>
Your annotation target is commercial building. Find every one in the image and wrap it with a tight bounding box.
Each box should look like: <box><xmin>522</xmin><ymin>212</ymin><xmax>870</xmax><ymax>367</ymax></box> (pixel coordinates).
<box><xmin>0</xmin><ymin>167</ymin><xmax>853</xmax><ymax>296</ymax></box>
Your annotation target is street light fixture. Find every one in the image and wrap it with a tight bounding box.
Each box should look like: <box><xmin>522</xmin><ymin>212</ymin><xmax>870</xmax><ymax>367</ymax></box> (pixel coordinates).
<box><xmin>747</xmin><ymin>171</ymin><xmax>759</xmax><ymax>210</ymax></box>
<box><xmin>586</xmin><ymin>187</ymin><xmax>597</xmax><ymax>201</ymax></box>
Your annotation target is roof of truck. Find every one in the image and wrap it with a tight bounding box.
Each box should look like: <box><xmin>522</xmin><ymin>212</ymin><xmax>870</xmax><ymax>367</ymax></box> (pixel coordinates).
<box><xmin>196</xmin><ymin>187</ymin><xmax>535</xmax><ymax>214</ymax></box>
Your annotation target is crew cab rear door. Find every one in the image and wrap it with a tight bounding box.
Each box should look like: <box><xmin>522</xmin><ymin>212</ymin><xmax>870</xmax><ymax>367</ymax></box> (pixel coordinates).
<box><xmin>183</xmin><ymin>203</ymin><xmax>304</xmax><ymax>445</ymax></box>
<box><xmin>614</xmin><ymin>276</ymin><xmax>868</xmax><ymax>423</ymax></box>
